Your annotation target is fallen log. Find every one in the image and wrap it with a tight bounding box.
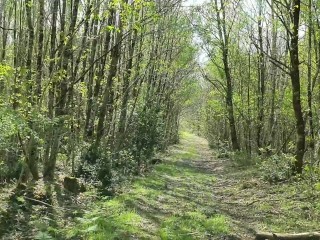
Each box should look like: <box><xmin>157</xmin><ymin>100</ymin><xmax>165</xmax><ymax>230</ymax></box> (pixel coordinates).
<box><xmin>255</xmin><ymin>231</ymin><xmax>320</xmax><ymax>240</ymax></box>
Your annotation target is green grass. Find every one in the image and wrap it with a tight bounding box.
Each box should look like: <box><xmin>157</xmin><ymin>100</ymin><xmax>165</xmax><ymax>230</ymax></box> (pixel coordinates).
<box><xmin>179</xmin><ymin>131</ymin><xmax>194</xmax><ymax>139</ymax></box>
<box><xmin>61</xmin><ymin>131</ymin><xmax>320</xmax><ymax>239</ymax></box>
<box><xmin>159</xmin><ymin>212</ymin><xmax>229</xmax><ymax>240</ymax></box>
<box><xmin>63</xmin><ymin>132</ymin><xmax>230</xmax><ymax>239</ymax></box>
<box><xmin>66</xmin><ymin>199</ymin><xmax>144</xmax><ymax>240</ymax></box>
<box><xmin>66</xmin><ymin>197</ymin><xmax>137</xmax><ymax>238</ymax></box>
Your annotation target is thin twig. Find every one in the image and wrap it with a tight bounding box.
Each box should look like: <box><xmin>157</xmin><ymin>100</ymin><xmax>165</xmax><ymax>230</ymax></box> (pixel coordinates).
<box><xmin>23</xmin><ymin>196</ymin><xmax>56</xmax><ymax>208</ymax></box>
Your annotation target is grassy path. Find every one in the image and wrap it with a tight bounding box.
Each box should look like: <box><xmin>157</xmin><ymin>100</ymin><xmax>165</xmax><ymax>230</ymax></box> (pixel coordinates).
<box><xmin>67</xmin><ymin>132</ymin><xmax>320</xmax><ymax>240</ymax></box>
<box><xmin>67</xmin><ymin>132</ymin><xmax>232</xmax><ymax>239</ymax></box>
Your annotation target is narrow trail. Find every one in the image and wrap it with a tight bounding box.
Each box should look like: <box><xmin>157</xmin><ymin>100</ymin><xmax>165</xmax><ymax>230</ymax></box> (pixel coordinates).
<box><xmin>131</xmin><ymin>132</ymin><xmax>237</xmax><ymax>239</ymax></box>
<box><xmin>79</xmin><ymin>132</ymin><xmax>250</xmax><ymax>239</ymax></box>
<box><xmin>75</xmin><ymin>132</ymin><xmax>319</xmax><ymax>239</ymax></box>
<box><xmin>140</xmin><ymin>131</ymin><xmax>255</xmax><ymax>240</ymax></box>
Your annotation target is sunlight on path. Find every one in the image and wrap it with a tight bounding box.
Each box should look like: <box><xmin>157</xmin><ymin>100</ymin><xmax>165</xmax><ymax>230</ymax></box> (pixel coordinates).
<box><xmin>67</xmin><ymin>132</ymin><xmax>233</xmax><ymax>239</ymax></box>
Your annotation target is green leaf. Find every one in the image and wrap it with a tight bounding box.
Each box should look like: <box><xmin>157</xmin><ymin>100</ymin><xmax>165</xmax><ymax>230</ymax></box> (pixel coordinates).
<box><xmin>16</xmin><ymin>196</ymin><xmax>25</xmax><ymax>203</ymax></box>
<box><xmin>314</xmin><ymin>182</ymin><xmax>320</xmax><ymax>191</ymax></box>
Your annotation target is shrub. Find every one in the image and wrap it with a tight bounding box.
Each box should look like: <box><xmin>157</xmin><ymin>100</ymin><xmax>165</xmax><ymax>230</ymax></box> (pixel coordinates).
<box><xmin>259</xmin><ymin>153</ymin><xmax>295</xmax><ymax>183</ymax></box>
<box><xmin>78</xmin><ymin>146</ymin><xmax>138</xmax><ymax>191</ymax></box>
<box><xmin>230</xmin><ymin>151</ymin><xmax>256</xmax><ymax>166</ymax></box>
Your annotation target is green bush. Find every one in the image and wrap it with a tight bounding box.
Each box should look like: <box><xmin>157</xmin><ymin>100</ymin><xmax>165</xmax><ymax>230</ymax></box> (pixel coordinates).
<box><xmin>78</xmin><ymin>146</ymin><xmax>139</xmax><ymax>191</ymax></box>
<box><xmin>0</xmin><ymin>107</ymin><xmax>26</xmax><ymax>181</ymax></box>
<box><xmin>77</xmin><ymin>105</ymin><xmax>171</xmax><ymax>190</ymax></box>
<box><xmin>0</xmin><ymin>158</ymin><xmax>23</xmax><ymax>181</ymax></box>
<box><xmin>230</xmin><ymin>151</ymin><xmax>256</xmax><ymax>166</ymax></box>
<box><xmin>259</xmin><ymin>154</ymin><xmax>295</xmax><ymax>183</ymax></box>
<box><xmin>132</xmin><ymin>107</ymin><xmax>165</xmax><ymax>160</ymax></box>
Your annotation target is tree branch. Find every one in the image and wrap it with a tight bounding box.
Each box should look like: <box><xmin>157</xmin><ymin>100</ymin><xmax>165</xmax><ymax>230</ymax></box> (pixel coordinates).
<box><xmin>250</xmin><ymin>35</ymin><xmax>291</xmax><ymax>75</ymax></box>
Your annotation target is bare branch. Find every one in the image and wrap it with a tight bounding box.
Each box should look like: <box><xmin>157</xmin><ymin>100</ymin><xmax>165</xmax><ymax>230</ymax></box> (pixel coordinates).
<box><xmin>250</xmin><ymin>35</ymin><xmax>290</xmax><ymax>75</ymax></box>
<box><xmin>266</xmin><ymin>0</ymin><xmax>293</xmax><ymax>36</ymax></box>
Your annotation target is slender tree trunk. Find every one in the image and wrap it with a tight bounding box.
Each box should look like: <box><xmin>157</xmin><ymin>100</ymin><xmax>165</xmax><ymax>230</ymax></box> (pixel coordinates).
<box><xmin>247</xmin><ymin>48</ymin><xmax>252</xmax><ymax>154</ymax></box>
<box><xmin>47</xmin><ymin>0</ymin><xmax>59</xmax><ymax>119</ymax></box>
<box><xmin>117</xmin><ymin>28</ymin><xmax>137</xmax><ymax>148</ymax></box>
<box><xmin>25</xmin><ymin>0</ymin><xmax>40</xmax><ymax>181</ymax></box>
<box><xmin>44</xmin><ymin>0</ymin><xmax>80</xmax><ymax>181</ymax></box>
<box><xmin>96</xmin><ymin>9</ymin><xmax>122</xmax><ymax>146</ymax></box>
<box><xmin>85</xmin><ymin>8</ymin><xmax>114</xmax><ymax>140</ymax></box>
<box><xmin>269</xmin><ymin>0</ymin><xmax>278</xmax><ymax>148</ymax></box>
<box><xmin>0</xmin><ymin>0</ymin><xmax>11</xmax><ymax>62</ymax></box>
<box><xmin>214</xmin><ymin>0</ymin><xmax>240</xmax><ymax>151</ymax></box>
<box><xmin>307</xmin><ymin>0</ymin><xmax>315</xmax><ymax>150</ymax></box>
<box><xmin>257</xmin><ymin>0</ymin><xmax>265</xmax><ymax>150</ymax></box>
<box><xmin>289</xmin><ymin>0</ymin><xmax>305</xmax><ymax>174</ymax></box>
<box><xmin>85</xmin><ymin>3</ymin><xmax>100</xmax><ymax>138</ymax></box>
<box><xmin>44</xmin><ymin>0</ymin><xmax>58</xmax><ymax>167</ymax></box>
<box><xmin>36</xmin><ymin>0</ymin><xmax>44</xmax><ymax>103</ymax></box>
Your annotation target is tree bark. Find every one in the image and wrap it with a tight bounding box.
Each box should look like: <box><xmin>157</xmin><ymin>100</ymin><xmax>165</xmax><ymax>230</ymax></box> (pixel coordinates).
<box><xmin>36</xmin><ymin>0</ymin><xmax>44</xmax><ymax>103</ymax></box>
<box><xmin>289</xmin><ymin>0</ymin><xmax>305</xmax><ymax>174</ymax></box>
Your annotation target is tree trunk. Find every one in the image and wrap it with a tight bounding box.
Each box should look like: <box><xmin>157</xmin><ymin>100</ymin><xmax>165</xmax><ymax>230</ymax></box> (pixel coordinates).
<box><xmin>289</xmin><ymin>0</ymin><xmax>305</xmax><ymax>174</ymax></box>
<box><xmin>215</xmin><ymin>0</ymin><xmax>240</xmax><ymax>151</ymax></box>
<box><xmin>307</xmin><ymin>0</ymin><xmax>315</xmax><ymax>150</ymax></box>
<box><xmin>257</xmin><ymin>0</ymin><xmax>265</xmax><ymax>150</ymax></box>
<box><xmin>96</xmin><ymin>9</ymin><xmax>121</xmax><ymax>146</ymax></box>
<box><xmin>84</xmin><ymin>2</ymin><xmax>100</xmax><ymax>138</ymax></box>
<box><xmin>36</xmin><ymin>0</ymin><xmax>44</xmax><ymax>103</ymax></box>
<box><xmin>25</xmin><ymin>0</ymin><xmax>40</xmax><ymax>181</ymax></box>
<box><xmin>44</xmin><ymin>0</ymin><xmax>58</xmax><ymax>167</ymax></box>
<box><xmin>268</xmin><ymin>0</ymin><xmax>278</xmax><ymax>149</ymax></box>
<box><xmin>117</xmin><ymin>28</ymin><xmax>137</xmax><ymax>148</ymax></box>
<box><xmin>44</xmin><ymin>0</ymin><xmax>80</xmax><ymax>181</ymax></box>
<box><xmin>85</xmin><ymin>8</ymin><xmax>114</xmax><ymax>139</ymax></box>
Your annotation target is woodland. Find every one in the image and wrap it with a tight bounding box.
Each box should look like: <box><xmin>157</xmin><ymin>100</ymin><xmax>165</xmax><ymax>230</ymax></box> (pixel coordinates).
<box><xmin>0</xmin><ymin>0</ymin><xmax>320</xmax><ymax>239</ymax></box>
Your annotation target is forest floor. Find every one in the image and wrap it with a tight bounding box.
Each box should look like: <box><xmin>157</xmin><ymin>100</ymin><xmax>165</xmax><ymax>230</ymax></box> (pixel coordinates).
<box><xmin>1</xmin><ymin>132</ymin><xmax>320</xmax><ymax>239</ymax></box>
<box><xmin>63</xmin><ymin>132</ymin><xmax>320</xmax><ymax>239</ymax></box>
